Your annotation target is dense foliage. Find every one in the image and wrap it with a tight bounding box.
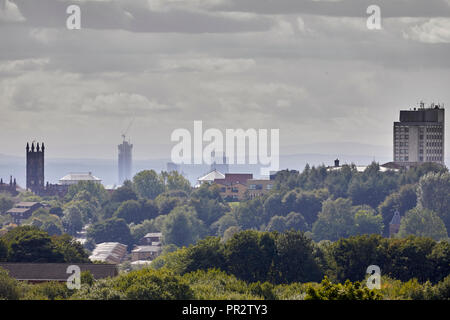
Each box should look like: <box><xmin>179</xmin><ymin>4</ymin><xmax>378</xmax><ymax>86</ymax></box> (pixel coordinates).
<box><xmin>0</xmin><ymin>162</ymin><xmax>449</xmax><ymax>300</ymax></box>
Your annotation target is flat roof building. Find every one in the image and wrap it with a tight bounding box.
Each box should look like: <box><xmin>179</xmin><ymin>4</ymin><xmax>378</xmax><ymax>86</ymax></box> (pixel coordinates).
<box><xmin>59</xmin><ymin>172</ymin><xmax>102</xmax><ymax>186</ymax></box>
<box><xmin>393</xmin><ymin>103</ymin><xmax>445</xmax><ymax>168</ymax></box>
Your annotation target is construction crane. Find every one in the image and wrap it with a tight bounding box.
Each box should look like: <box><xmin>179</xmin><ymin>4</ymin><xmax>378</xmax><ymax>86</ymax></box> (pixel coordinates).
<box><xmin>121</xmin><ymin>117</ymin><xmax>134</xmax><ymax>142</ymax></box>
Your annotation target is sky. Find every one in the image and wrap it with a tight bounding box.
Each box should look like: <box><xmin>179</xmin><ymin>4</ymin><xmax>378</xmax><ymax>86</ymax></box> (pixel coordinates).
<box><xmin>0</xmin><ymin>0</ymin><xmax>450</xmax><ymax>163</ymax></box>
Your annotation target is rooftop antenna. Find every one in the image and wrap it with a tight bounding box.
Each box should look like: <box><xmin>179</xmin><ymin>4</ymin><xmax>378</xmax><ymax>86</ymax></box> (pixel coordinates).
<box><xmin>419</xmin><ymin>100</ymin><xmax>425</xmax><ymax>109</ymax></box>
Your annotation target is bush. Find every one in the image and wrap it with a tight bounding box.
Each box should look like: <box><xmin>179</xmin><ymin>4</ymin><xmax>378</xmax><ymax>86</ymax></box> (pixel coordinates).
<box><xmin>0</xmin><ymin>267</ymin><xmax>21</xmax><ymax>300</ymax></box>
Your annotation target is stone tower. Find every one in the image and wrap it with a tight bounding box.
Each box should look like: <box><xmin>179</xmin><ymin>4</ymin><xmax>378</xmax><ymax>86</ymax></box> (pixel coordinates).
<box><xmin>26</xmin><ymin>142</ymin><xmax>45</xmax><ymax>194</ymax></box>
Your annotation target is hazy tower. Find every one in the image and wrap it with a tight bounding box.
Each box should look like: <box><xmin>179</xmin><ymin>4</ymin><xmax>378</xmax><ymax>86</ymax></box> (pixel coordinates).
<box><xmin>118</xmin><ymin>139</ymin><xmax>133</xmax><ymax>184</ymax></box>
<box><xmin>26</xmin><ymin>142</ymin><xmax>45</xmax><ymax>194</ymax></box>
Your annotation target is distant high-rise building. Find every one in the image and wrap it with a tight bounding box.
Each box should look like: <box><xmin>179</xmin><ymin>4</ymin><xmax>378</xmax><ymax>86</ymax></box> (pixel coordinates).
<box><xmin>393</xmin><ymin>103</ymin><xmax>445</xmax><ymax>167</ymax></box>
<box><xmin>118</xmin><ymin>140</ymin><xmax>133</xmax><ymax>184</ymax></box>
<box><xmin>26</xmin><ymin>142</ymin><xmax>45</xmax><ymax>194</ymax></box>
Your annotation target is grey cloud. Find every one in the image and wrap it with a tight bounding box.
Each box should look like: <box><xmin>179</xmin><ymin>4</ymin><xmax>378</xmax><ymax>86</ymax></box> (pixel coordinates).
<box><xmin>213</xmin><ymin>0</ymin><xmax>450</xmax><ymax>18</ymax></box>
<box><xmin>11</xmin><ymin>0</ymin><xmax>272</xmax><ymax>33</ymax></box>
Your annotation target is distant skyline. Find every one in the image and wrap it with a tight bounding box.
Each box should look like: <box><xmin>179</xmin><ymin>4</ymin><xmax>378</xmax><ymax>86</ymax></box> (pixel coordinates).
<box><xmin>1</xmin><ymin>0</ymin><xmax>450</xmax><ymax>163</ymax></box>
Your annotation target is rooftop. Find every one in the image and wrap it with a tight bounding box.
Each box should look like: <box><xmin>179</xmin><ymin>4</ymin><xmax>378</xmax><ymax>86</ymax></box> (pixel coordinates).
<box><xmin>0</xmin><ymin>263</ymin><xmax>118</xmax><ymax>281</ymax></box>
<box><xmin>143</xmin><ymin>232</ymin><xmax>163</xmax><ymax>238</ymax></box>
<box><xmin>198</xmin><ymin>170</ymin><xmax>225</xmax><ymax>182</ymax></box>
<box><xmin>132</xmin><ymin>246</ymin><xmax>162</xmax><ymax>253</ymax></box>
<box><xmin>59</xmin><ymin>172</ymin><xmax>101</xmax><ymax>182</ymax></box>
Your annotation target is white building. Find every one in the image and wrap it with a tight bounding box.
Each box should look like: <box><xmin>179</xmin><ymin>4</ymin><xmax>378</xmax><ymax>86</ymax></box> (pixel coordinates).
<box><xmin>59</xmin><ymin>172</ymin><xmax>102</xmax><ymax>186</ymax></box>
<box><xmin>195</xmin><ymin>170</ymin><xmax>225</xmax><ymax>188</ymax></box>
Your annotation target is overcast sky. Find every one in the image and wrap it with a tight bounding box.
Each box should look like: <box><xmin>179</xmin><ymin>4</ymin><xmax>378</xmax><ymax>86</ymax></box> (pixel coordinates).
<box><xmin>1</xmin><ymin>0</ymin><xmax>449</xmax><ymax>161</ymax></box>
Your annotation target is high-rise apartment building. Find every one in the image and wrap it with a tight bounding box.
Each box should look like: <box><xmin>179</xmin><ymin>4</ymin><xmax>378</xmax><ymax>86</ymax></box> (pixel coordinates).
<box><xmin>118</xmin><ymin>140</ymin><xmax>133</xmax><ymax>184</ymax></box>
<box><xmin>393</xmin><ymin>103</ymin><xmax>445</xmax><ymax>166</ymax></box>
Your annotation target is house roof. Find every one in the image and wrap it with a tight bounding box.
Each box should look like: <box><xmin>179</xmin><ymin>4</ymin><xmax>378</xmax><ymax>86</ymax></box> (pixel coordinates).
<box><xmin>89</xmin><ymin>242</ymin><xmax>127</xmax><ymax>264</ymax></box>
<box><xmin>132</xmin><ymin>246</ymin><xmax>162</xmax><ymax>253</ymax></box>
<box><xmin>0</xmin><ymin>263</ymin><xmax>118</xmax><ymax>281</ymax></box>
<box><xmin>198</xmin><ymin>170</ymin><xmax>225</xmax><ymax>182</ymax></box>
<box><xmin>59</xmin><ymin>172</ymin><xmax>101</xmax><ymax>182</ymax></box>
<box><xmin>6</xmin><ymin>208</ymin><xmax>30</xmax><ymax>214</ymax></box>
<box><xmin>143</xmin><ymin>232</ymin><xmax>162</xmax><ymax>238</ymax></box>
<box><xmin>214</xmin><ymin>173</ymin><xmax>253</xmax><ymax>186</ymax></box>
<box><xmin>16</xmin><ymin>202</ymin><xmax>40</xmax><ymax>207</ymax></box>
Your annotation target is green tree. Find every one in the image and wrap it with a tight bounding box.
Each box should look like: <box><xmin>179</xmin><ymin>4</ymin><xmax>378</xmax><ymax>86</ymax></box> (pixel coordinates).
<box><xmin>378</xmin><ymin>184</ymin><xmax>417</xmax><ymax>237</ymax></box>
<box><xmin>285</xmin><ymin>212</ymin><xmax>308</xmax><ymax>232</ymax></box>
<box><xmin>114</xmin><ymin>199</ymin><xmax>159</xmax><ymax>223</ymax></box>
<box><xmin>62</xmin><ymin>205</ymin><xmax>84</xmax><ymax>236</ymax></box>
<box><xmin>87</xmin><ymin>218</ymin><xmax>133</xmax><ymax>246</ymax></box>
<box><xmin>312</xmin><ymin>198</ymin><xmax>354</xmax><ymax>241</ymax></box>
<box><xmin>66</xmin><ymin>181</ymin><xmax>108</xmax><ymax>204</ymax></box>
<box><xmin>417</xmin><ymin>172</ymin><xmax>450</xmax><ymax>231</ymax></box>
<box><xmin>234</xmin><ymin>198</ymin><xmax>264</xmax><ymax>230</ymax></box>
<box><xmin>380</xmin><ymin>236</ymin><xmax>437</xmax><ymax>283</ymax></box>
<box><xmin>305</xmin><ymin>277</ymin><xmax>382</xmax><ymax>300</ymax></box>
<box><xmin>291</xmin><ymin>189</ymin><xmax>328</xmax><ymax>226</ymax></box>
<box><xmin>274</xmin><ymin>231</ymin><xmax>322</xmax><ymax>283</ymax></box>
<box><xmin>213</xmin><ymin>212</ymin><xmax>238</xmax><ymax>236</ymax></box>
<box><xmin>222</xmin><ymin>226</ymin><xmax>241</xmax><ymax>242</ymax></box>
<box><xmin>398</xmin><ymin>208</ymin><xmax>448</xmax><ymax>241</ymax></box>
<box><xmin>434</xmin><ymin>275</ymin><xmax>450</xmax><ymax>300</ymax></box>
<box><xmin>183</xmin><ymin>237</ymin><xmax>226</xmax><ymax>273</ymax></box>
<box><xmin>190</xmin><ymin>198</ymin><xmax>228</xmax><ymax>227</ymax></box>
<box><xmin>2</xmin><ymin>226</ymin><xmax>64</xmax><ymax>262</ymax></box>
<box><xmin>329</xmin><ymin>235</ymin><xmax>382</xmax><ymax>282</ymax></box>
<box><xmin>41</xmin><ymin>220</ymin><xmax>64</xmax><ymax>236</ymax></box>
<box><xmin>348</xmin><ymin>163</ymin><xmax>398</xmax><ymax>209</ymax></box>
<box><xmin>114</xmin><ymin>200</ymin><xmax>142</xmax><ymax>224</ymax></box>
<box><xmin>162</xmin><ymin>206</ymin><xmax>205</xmax><ymax>247</ymax></box>
<box><xmin>224</xmin><ymin>231</ymin><xmax>276</xmax><ymax>283</ymax></box>
<box><xmin>265</xmin><ymin>216</ymin><xmax>287</xmax><ymax>232</ymax></box>
<box><xmin>428</xmin><ymin>241</ymin><xmax>450</xmax><ymax>283</ymax></box>
<box><xmin>353</xmin><ymin>207</ymin><xmax>384</xmax><ymax>236</ymax></box>
<box><xmin>51</xmin><ymin>234</ymin><xmax>90</xmax><ymax>263</ymax></box>
<box><xmin>0</xmin><ymin>239</ymin><xmax>7</xmax><ymax>262</ymax></box>
<box><xmin>0</xmin><ymin>193</ymin><xmax>14</xmax><ymax>214</ymax></box>
<box><xmin>164</xmin><ymin>171</ymin><xmax>192</xmax><ymax>193</ymax></box>
<box><xmin>0</xmin><ymin>267</ymin><xmax>21</xmax><ymax>300</ymax></box>
<box><xmin>133</xmin><ymin>170</ymin><xmax>165</xmax><ymax>200</ymax></box>
<box><xmin>112</xmin><ymin>268</ymin><xmax>193</xmax><ymax>300</ymax></box>
<box><xmin>64</xmin><ymin>199</ymin><xmax>98</xmax><ymax>224</ymax></box>
<box><xmin>111</xmin><ymin>182</ymin><xmax>138</xmax><ymax>203</ymax></box>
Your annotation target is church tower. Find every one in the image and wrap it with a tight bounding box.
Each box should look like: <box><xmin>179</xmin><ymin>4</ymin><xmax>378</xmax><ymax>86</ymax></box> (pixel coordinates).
<box><xmin>26</xmin><ymin>142</ymin><xmax>45</xmax><ymax>194</ymax></box>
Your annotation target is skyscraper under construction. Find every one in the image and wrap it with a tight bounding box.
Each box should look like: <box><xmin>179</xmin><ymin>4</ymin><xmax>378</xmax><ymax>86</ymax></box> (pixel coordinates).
<box><xmin>118</xmin><ymin>139</ymin><xmax>133</xmax><ymax>185</ymax></box>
